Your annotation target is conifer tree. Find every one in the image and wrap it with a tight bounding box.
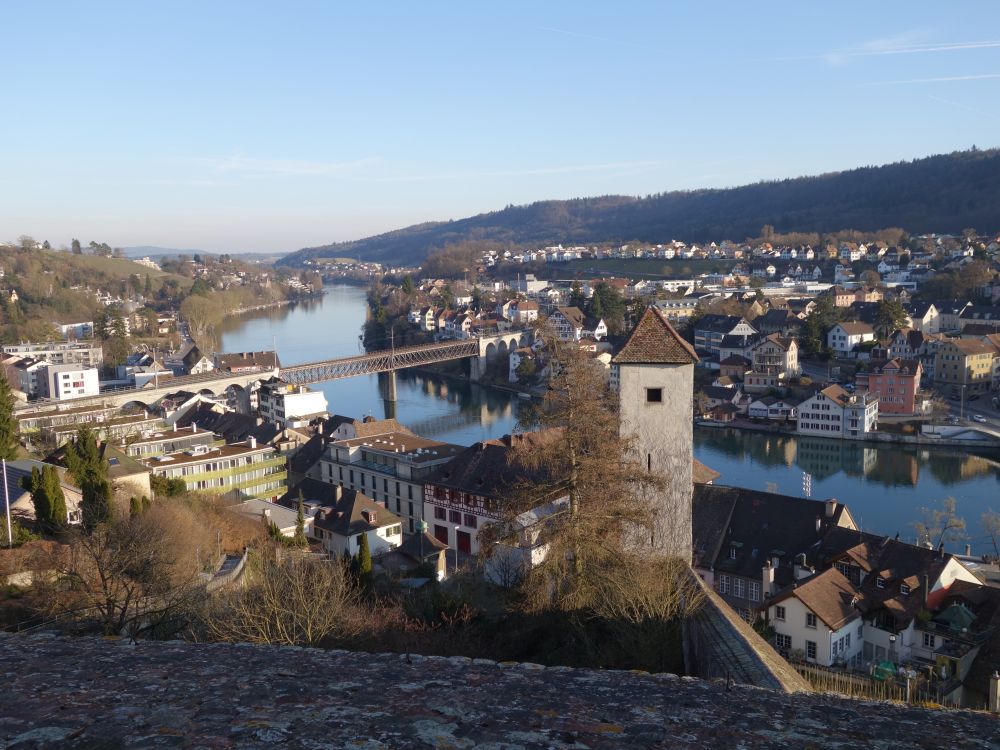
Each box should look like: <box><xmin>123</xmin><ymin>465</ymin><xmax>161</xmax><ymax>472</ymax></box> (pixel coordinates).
<box><xmin>0</xmin><ymin>376</ymin><xmax>19</xmax><ymax>461</ymax></box>
<box><xmin>26</xmin><ymin>468</ymin><xmax>50</xmax><ymax>531</ymax></box>
<box><xmin>44</xmin><ymin>465</ymin><xmax>66</xmax><ymax>530</ymax></box>
<box><xmin>66</xmin><ymin>426</ymin><xmax>113</xmax><ymax>530</ymax></box>
<box><xmin>356</xmin><ymin>532</ymin><xmax>372</xmax><ymax>584</ymax></box>
<box><xmin>293</xmin><ymin>491</ymin><xmax>307</xmax><ymax>548</ymax></box>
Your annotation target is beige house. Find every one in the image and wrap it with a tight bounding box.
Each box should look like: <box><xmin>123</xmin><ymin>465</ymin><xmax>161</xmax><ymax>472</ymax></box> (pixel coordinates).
<box><xmin>933</xmin><ymin>339</ymin><xmax>995</xmax><ymax>398</ymax></box>
<box><xmin>751</xmin><ymin>334</ymin><xmax>799</xmax><ymax>377</ymax></box>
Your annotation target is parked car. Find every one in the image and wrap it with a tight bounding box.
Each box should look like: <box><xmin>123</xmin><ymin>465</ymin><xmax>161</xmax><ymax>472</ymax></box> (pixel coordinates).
<box><xmin>972</xmin><ymin>414</ymin><xmax>988</xmax><ymax>423</ymax></box>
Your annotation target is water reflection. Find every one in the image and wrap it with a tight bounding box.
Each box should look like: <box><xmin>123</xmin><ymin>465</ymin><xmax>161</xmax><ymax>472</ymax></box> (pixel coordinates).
<box><xmin>694</xmin><ymin>428</ymin><xmax>1000</xmax><ymax>488</ymax></box>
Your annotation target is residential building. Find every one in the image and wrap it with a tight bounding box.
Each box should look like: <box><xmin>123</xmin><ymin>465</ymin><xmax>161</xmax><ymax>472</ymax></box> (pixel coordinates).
<box><xmin>509</xmin><ymin>299</ymin><xmax>539</xmax><ymax>324</ymax></box>
<box><xmin>42</xmin><ymin>363</ymin><xmax>100</xmax><ymax>401</ymax></box>
<box><xmin>320</xmin><ymin>427</ymin><xmax>464</xmax><ymax>535</ymax></box>
<box><xmin>765</xmin><ymin>568</ymin><xmax>863</xmax><ymax>666</ymax></box>
<box><xmin>903</xmin><ymin>302</ymin><xmax>940</xmax><ymax>333</ymax></box>
<box><xmin>747</xmin><ymin>397</ymin><xmax>799</xmax><ymax>421</ymax></box>
<box><xmin>827</xmin><ymin>322</ymin><xmax>876</xmax><ymax>356</ymax></box>
<box><xmin>654</xmin><ymin>297</ymin><xmax>700</xmax><ymax>321</ymax></box>
<box><xmin>143</xmin><ymin>438</ymin><xmax>287</xmax><ymax>501</ymax></box>
<box><xmin>123</xmin><ymin>424</ymin><xmax>221</xmax><ymax>458</ymax></box>
<box><xmin>257</xmin><ymin>378</ymin><xmax>329</xmax><ymax>427</ymax></box>
<box><xmin>691</xmin><ymin>484</ymin><xmax>857</xmax><ymax>620</ymax></box>
<box><xmin>1</xmin><ymin>341</ymin><xmax>103</xmax><ymax>368</ymax></box>
<box><xmin>548</xmin><ymin>306</ymin><xmax>607</xmax><ymax>341</ymax></box>
<box><xmin>422</xmin><ymin>430</ymin><xmax>564</xmax><ymax>557</ymax></box>
<box><xmin>933</xmin><ymin>339</ymin><xmax>995</xmax><ymax>398</ymax></box>
<box><xmin>181</xmin><ymin>345</ymin><xmax>215</xmax><ymax>375</ymax></box>
<box><xmin>229</xmin><ymin>498</ymin><xmax>308</xmax><ymax>539</ymax></box>
<box><xmin>14</xmin><ymin>358</ymin><xmax>49</xmax><ymax>397</ymax></box>
<box><xmin>1</xmin><ymin>459</ymin><xmax>84</xmax><ymax>526</ymax></box>
<box><xmin>311</xmin><ymin>487</ymin><xmax>403</xmax><ymax>558</ymax></box>
<box><xmin>754</xmin><ymin>309</ymin><xmax>802</xmax><ymax>337</ymax></box>
<box><xmin>55</xmin><ymin>321</ymin><xmax>94</xmax><ymax>340</ymax></box>
<box><xmin>797</xmin><ymin>385</ymin><xmax>878</xmax><ymax>439</ymax></box>
<box><xmin>751</xmin><ymin>334</ymin><xmax>799</xmax><ymax>377</ymax></box>
<box><xmin>214</xmin><ymin>350</ymin><xmax>280</xmax><ymax>374</ymax></box>
<box><xmin>856</xmin><ymin>358</ymin><xmax>922</xmax><ymax>416</ymax></box>
<box><xmin>693</xmin><ymin>315</ymin><xmax>758</xmax><ymax>356</ymax></box>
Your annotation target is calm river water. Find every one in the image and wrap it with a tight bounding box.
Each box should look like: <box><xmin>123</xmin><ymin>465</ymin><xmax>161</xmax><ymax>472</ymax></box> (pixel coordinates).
<box><xmin>220</xmin><ymin>285</ymin><xmax>1000</xmax><ymax>552</ymax></box>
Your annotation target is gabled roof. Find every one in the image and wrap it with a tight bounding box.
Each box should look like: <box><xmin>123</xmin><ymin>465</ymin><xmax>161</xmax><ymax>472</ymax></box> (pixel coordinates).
<box><xmin>312</xmin><ymin>488</ymin><xmax>400</xmax><ymax>537</ymax></box>
<box><xmin>215</xmin><ymin>351</ymin><xmax>280</xmax><ymax>371</ymax></box>
<box><xmin>693</xmin><ymin>484</ymin><xmax>855</xmax><ymax>583</ymax></box>
<box><xmin>833</xmin><ymin>321</ymin><xmax>875</xmax><ymax>336</ymax></box>
<box><xmin>768</xmin><ymin>568</ymin><xmax>860</xmax><ymax>631</ymax></box>
<box><xmin>612</xmin><ymin>306</ymin><xmax>698</xmax><ymax>365</ymax></box>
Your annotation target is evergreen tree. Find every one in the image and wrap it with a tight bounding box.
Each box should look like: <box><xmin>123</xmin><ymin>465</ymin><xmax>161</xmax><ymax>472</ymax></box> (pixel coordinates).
<box><xmin>71</xmin><ymin>238</ymin><xmax>82</xmax><ymax>254</ymax></box>
<box><xmin>129</xmin><ymin>497</ymin><xmax>142</xmax><ymax>518</ymax></box>
<box><xmin>0</xmin><ymin>375</ymin><xmax>18</xmax><ymax>461</ymax></box>
<box><xmin>144</xmin><ymin>274</ymin><xmax>152</xmax><ymax>295</ymax></box>
<box><xmin>44</xmin><ymin>465</ymin><xmax>66</xmax><ymax>530</ymax></box>
<box><xmin>25</xmin><ymin>468</ymin><xmax>50</xmax><ymax>531</ymax></box>
<box><xmin>293</xmin><ymin>491</ymin><xmax>307</xmax><ymax>548</ymax></box>
<box><xmin>356</xmin><ymin>532</ymin><xmax>373</xmax><ymax>585</ymax></box>
<box><xmin>141</xmin><ymin>495</ymin><xmax>151</xmax><ymax>512</ymax></box>
<box><xmin>65</xmin><ymin>426</ymin><xmax>113</xmax><ymax>530</ymax></box>
<box><xmin>401</xmin><ymin>275</ymin><xmax>414</xmax><ymax>297</ymax></box>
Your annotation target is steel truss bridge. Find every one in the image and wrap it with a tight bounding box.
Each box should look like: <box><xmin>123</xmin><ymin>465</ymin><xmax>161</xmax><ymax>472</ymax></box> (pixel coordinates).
<box><xmin>280</xmin><ymin>339</ymin><xmax>479</xmax><ymax>385</ymax></box>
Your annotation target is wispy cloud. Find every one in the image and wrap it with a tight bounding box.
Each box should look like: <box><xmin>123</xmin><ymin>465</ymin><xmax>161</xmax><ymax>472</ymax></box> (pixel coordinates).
<box><xmin>863</xmin><ymin>72</ymin><xmax>1000</xmax><ymax>86</ymax></box>
<box><xmin>371</xmin><ymin>160</ymin><xmax>667</xmax><ymax>183</ymax></box>
<box><xmin>775</xmin><ymin>33</ymin><xmax>1000</xmax><ymax>64</ymax></box>
<box><xmin>192</xmin><ymin>153</ymin><xmax>381</xmax><ymax>177</ymax></box>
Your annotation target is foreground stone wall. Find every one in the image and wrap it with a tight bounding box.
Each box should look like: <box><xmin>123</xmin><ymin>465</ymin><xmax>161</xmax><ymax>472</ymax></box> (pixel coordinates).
<box><xmin>0</xmin><ymin>633</ymin><xmax>997</xmax><ymax>748</ymax></box>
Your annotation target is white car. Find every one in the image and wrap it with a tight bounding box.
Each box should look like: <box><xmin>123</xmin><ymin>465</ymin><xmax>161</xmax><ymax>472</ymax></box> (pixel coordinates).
<box><xmin>972</xmin><ymin>414</ymin><xmax>988</xmax><ymax>423</ymax></box>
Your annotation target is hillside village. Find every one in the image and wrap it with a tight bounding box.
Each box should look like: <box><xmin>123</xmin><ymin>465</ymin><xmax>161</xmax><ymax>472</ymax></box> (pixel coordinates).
<box><xmin>3</xmin><ymin>230</ymin><xmax>1000</xmax><ymax>711</ymax></box>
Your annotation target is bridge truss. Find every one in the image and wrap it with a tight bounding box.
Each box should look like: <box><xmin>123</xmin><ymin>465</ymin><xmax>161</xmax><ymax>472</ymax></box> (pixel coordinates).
<box><xmin>280</xmin><ymin>339</ymin><xmax>479</xmax><ymax>385</ymax></box>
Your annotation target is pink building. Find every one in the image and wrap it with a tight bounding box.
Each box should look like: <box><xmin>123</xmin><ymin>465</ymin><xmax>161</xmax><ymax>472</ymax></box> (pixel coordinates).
<box><xmin>856</xmin><ymin>358</ymin><xmax>921</xmax><ymax>416</ymax></box>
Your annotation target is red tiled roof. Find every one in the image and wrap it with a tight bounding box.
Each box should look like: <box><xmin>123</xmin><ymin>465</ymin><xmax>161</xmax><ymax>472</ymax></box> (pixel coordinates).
<box><xmin>612</xmin><ymin>306</ymin><xmax>699</xmax><ymax>365</ymax></box>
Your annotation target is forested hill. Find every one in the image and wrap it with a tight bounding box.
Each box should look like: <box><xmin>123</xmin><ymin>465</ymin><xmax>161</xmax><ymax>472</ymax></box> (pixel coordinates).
<box><xmin>278</xmin><ymin>148</ymin><xmax>1000</xmax><ymax>267</ymax></box>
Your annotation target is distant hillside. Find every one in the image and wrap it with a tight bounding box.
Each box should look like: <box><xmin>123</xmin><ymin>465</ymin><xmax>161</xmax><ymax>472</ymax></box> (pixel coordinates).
<box><xmin>278</xmin><ymin>148</ymin><xmax>1000</xmax><ymax>268</ymax></box>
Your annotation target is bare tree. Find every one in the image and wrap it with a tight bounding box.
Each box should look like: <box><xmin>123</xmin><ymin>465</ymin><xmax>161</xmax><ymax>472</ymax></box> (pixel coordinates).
<box><xmin>200</xmin><ymin>548</ymin><xmax>359</xmax><ymax>646</ymax></box>
<box><xmin>982</xmin><ymin>509</ymin><xmax>1000</xmax><ymax>557</ymax></box>
<box><xmin>912</xmin><ymin>497</ymin><xmax>966</xmax><ymax>549</ymax></box>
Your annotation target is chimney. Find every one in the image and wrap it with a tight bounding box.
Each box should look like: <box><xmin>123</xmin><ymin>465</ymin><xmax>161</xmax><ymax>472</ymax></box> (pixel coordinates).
<box><xmin>762</xmin><ymin>561</ymin><xmax>776</xmax><ymax>597</ymax></box>
<box><xmin>990</xmin><ymin>672</ymin><xmax>1000</xmax><ymax>714</ymax></box>
<box><xmin>192</xmin><ymin>421</ymin><xmax>197</xmax><ymax>433</ymax></box>
<box><xmin>938</xmin><ymin>542</ymin><xmax>945</xmax><ymax>559</ymax></box>
<box><xmin>965</xmin><ymin>543</ymin><xmax>972</xmax><ymax>556</ymax></box>
<box><xmin>173</xmin><ymin>421</ymin><xmax>177</xmax><ymax>432</ymax></box>
<box><xmin>815</xmin><ymin>516</ymin><xmax>822</xmax><ymax>533</ymax></box>
<box><xmin>923</xmin><ymin>573</ymin><xmax>929</xmax><ymax>608</ymax></box>
<box><xmin>794</xmin><ymin>552</ymin><xmax>812</xmax><ymax>580</ymax></box>
<box><xmin>249</xmin><ymin>436</ymin><xmax>257</xmax><ymax>449</ymax></box>
<box><xmin>825</xmin><ymin>499</ymin><xmax>836</xmax><ymax>518</ymax></box>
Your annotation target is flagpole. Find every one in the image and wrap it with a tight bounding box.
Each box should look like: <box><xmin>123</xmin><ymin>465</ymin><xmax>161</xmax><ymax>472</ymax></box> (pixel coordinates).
<box><xmin>2</xmin><ymin>459</ymin><xmax>11</xmax><ymax>548</ymax></box>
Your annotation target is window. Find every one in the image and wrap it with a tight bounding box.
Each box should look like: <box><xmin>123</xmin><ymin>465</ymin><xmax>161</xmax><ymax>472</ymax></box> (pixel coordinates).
<box><xmin>646</xmin><ymin>388</ymin><xmax>663</xmax><ymax>403</ymax></box>
<box><xmin>728</xmin><ymin>545</ymin><xmax>737</xmax><ymax>560</ymax></box>
<box><xmin>806</xmin><ymin>641</ymin><xmax>817</xmax><ymax>660</ymax></box>
<box><xmin>733</xmin><ymin>578</ymin><xmax>746</xmax><ymax>598</ymax></box>
<box><xmin>775</xmin><ymin>605</ymin><xmax>786</xmax><ymax>621</ymax></box>
<box><xmin>749</xmin><ymin>581</ymin><xmax>761</xmax><ymax>602</ymax></box>
<box><xmin>718</xmin><ymin>574</ymin><xmax>730</xmax><ymax>594</ymax></box>
<box><xmin>408</xmin><ymin>485</ymin><xmax>413</xmax><ymax>500</ymax></box>
<box><xmin>923</xmin><ymin>633</ymin><xmax>936</xmax><ymax>649</ymax></box>
<box><xmin>806</xmin><ymin>612</ymin><xmax>817</xmax><ymax>629</ymax></box>
<box><xmin>900</xmin><ymin>584</ymin><xmax>911</xmax><ymax>596</ymax></box>
<box><xmin>845</xmin><ymin>633</ymin><xmax>851</xmax><ymax>650</ymax></box>
<box><xmin>434</xmin><ymin>507</ymin><xmax>446</xmax><ymax>520</ymax></box>
<box><xmin>448</xmin><ymin>510</ymin><xmax>461</xmax><ymax>524</ymax></box>
<box><xmin>876</xmin><ymin>577</ymin><xmax>886</xmax><ymax>589</ymax></box>
<box><xmin>464</xmin><ymin>514</ymin><xmax>477</xmax><ymax>529</ymax></box>
<box><xmin>774</xmin><ymin>633</ymin><xmax>791</xmax><ymax>650</ymax></box>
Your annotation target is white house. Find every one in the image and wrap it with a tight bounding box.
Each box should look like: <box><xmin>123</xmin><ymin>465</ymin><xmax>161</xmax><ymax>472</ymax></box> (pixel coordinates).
<box><xmin>766</xmin><ymin>568</ymin><xmax>863</xmax><ymax>667</ymax></box>
<box><xmin>827</xmin><ymin>322</ymin><xmax>876</xmax><ymax>356</ymax></box>
<box><xmin>311</xmin><ymin>488</ymin><xmax>403</xmax><ymax>558</ymax></box>
<box><xmin>797</xmin><ymin>385</ymin><xmax>878</xmax><ymax>439</ymax></box>
<box><xmin>43</xmin><ymin>363</ymin><xmax>100</xmax><ymax>400</ymax></box>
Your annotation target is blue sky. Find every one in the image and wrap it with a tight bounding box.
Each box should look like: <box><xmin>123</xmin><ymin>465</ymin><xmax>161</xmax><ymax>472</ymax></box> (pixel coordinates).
<box><xmin>2</xmin><ymin>2</ymin><xmax>999</xmax><ymax>252</ymax></box>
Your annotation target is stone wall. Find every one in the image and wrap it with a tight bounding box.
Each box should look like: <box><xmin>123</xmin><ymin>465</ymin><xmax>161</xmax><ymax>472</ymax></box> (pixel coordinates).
<box><xmin>0</xmin><ymin>633</ymin><xmax>996</xmax><ymax>748</ymax></box>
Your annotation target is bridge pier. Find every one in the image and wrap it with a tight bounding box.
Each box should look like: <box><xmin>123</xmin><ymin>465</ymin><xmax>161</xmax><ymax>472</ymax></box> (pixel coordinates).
<box><xmin>468</xmin><ymin>357</ymin><xmax>484</xmax><ymax>383</ymax></box>
<box><xmin>378</xmin><ymin>370</ymin><xmax>397</xmax><ymax>402</ymax></box>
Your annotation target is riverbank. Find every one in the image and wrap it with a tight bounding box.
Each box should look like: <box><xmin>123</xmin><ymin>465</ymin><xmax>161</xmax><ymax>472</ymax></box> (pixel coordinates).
<box><xmin>697</xmin><ymin>417</ymin><xmax>1000</xmax><ymax>452</ymax></box>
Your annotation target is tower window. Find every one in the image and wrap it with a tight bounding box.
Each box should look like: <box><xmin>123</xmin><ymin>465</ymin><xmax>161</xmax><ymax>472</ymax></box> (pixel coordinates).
<box><xmin>646</xmin><ymin>388</ymin><xmax>663</xmax><ymax>403</ymax></box>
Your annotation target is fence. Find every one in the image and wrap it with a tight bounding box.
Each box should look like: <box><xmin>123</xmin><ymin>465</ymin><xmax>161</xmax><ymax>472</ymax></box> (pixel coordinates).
<box><xmin>793</xmin><ymin>663</ymin><xmax>923</xmax><ymax>704</ymax></box>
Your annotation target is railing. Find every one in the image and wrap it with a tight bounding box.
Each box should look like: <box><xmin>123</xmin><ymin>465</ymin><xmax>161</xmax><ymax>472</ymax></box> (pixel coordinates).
<box><xmin>280</xmin><ymin>339</ymin><xmax>479</xmax><ymax>385</ymax></box>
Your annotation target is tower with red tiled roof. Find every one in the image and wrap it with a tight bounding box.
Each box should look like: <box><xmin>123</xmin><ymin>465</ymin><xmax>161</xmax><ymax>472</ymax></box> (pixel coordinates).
<box><xmin>613</xmin><ymin>305</ymin><xmax>700</xmax><ymax>560</ymax></box>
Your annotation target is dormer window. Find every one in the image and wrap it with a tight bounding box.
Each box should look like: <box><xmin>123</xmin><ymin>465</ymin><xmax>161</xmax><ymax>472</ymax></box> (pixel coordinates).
<box><xmin>900</xmin><ymin>584</ymin><xmax>911</xmax><ymax>596</ymax></box>
<box><xmin>876</xmin><ymin>577</ymin><xmax>886</xmax><ymax>589</ymax></box>
<box><xmin>729</xmin><ymin>545</ymin><xmax>737</xmax><ymax>560</ymax></box>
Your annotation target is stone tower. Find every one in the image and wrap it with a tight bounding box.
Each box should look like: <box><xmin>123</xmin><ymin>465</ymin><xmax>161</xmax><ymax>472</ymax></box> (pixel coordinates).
<box><xmin>613</xmin><ymin>306</ymin><xmax>699</xmax><ymax>560</ymax></box>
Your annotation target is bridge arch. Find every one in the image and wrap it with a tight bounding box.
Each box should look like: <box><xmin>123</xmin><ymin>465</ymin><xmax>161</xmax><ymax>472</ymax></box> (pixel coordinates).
<box><xmin>484</xmin><ymin>342</ymin><xmax>498</xmax><ymax>360</ymax></box>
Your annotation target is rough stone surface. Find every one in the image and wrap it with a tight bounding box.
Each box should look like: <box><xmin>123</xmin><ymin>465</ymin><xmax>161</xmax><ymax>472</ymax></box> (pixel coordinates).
<box><xmin>0</xmin><ymin>633</ymin><xmax>997</xmax><ymax>748</ymax></box>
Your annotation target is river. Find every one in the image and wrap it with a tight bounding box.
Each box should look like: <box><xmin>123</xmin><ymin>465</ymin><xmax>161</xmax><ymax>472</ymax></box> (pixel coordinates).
<box><xmin>220</xmin><ymin>284</ymin><xmax>1000</xmax><ymax>553</ymax></box>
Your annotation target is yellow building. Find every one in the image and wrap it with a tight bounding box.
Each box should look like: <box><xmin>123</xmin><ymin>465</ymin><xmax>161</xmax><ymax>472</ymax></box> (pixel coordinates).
<box><xmin>933</xmin><ymin>339</ymin><xmax>994</xmax><ymax>398</ymax></box>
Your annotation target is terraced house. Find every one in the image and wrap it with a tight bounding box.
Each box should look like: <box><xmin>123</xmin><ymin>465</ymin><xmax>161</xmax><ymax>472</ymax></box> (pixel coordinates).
<box><xmin>143</xmin><ymin>437</ymin><xmax>287</xmax><ymax>501</ymax></box>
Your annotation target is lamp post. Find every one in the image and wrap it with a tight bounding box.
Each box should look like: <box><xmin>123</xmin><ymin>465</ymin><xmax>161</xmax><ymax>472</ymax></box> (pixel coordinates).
<box><xmin>451</xmin><ymin>526</ymin><xmax>460</xmax><ymax>574</ymax></box>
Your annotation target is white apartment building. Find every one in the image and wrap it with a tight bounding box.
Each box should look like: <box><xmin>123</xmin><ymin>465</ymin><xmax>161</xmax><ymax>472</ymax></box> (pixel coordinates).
<box><xmin>797</xmin><ymin>385</ymin><xmax>878</xmax><ymax>439</ymax></box>
<box><xmin>257</xmin><ymin>378</ymin><xmax>329</xmax><ymax>427</ymax></box>
<box><xmin>43</xmin><ymin>364</ymin><xmax>100</xmax><ymax>401</ymax></box>
<box><xmin>2</xmin><ymin>341</ymin><xmax>103</xmax><ymax>367</ymax></box>
<box><xmin>827</xmin><ymin>322</ymin><xmax>876</xmax><ymax>356</ymax></box>
<box><xmin>143</xmin><ymin>438</ymin><xmax>287</xmax><ymax>501</ymax></box>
